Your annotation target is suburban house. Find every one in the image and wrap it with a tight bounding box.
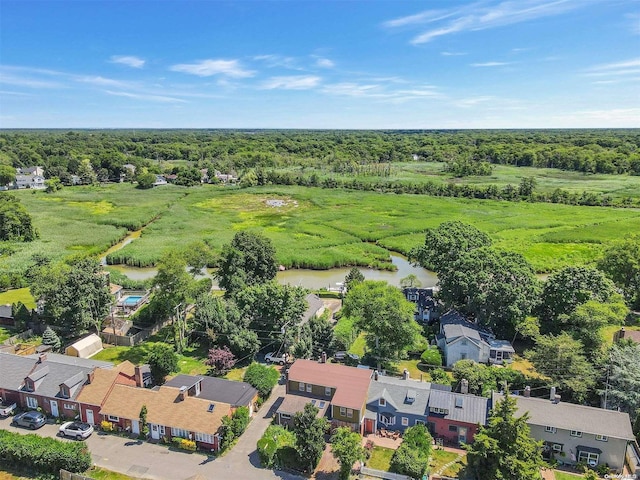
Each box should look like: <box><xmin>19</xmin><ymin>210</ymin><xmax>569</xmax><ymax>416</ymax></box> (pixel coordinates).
<box><xmin>364</xmin><ymin>372</ymin><xmax>442</xmax><ymax>435</ymax></box>
<box><xmin>154</xmin><ymin>175</ymin><xmax>167</xmax><ymax>186</ymax></box>
<box><xmin>0</xmin><ymin>352</ymin><xmax>112</xmax><ymax>418</ymax></box>
<box><xmin>17</xmin><ymin>166</ymin><xmax>45</xmax><ymax>177</ymax></box>
<box><xmin>299</xmin><ymin>293</ymin><xmax>326</xmax><ymax>326</ymax></box>
<box><xmin>277</xmin><ymin>359</ymin><xmax>373</xmax><ymax>432</ymax></box>
<box><xmin>164</xmin><ymin>374</ymin><xmax>259</xmax><ymax>416</ymax></box>
<box><xmin>76</xmin><ymin>361</ymin><xmax>141</xmax><ymax>426</ymax></box>
<box><xmin>110</xmin><ymin>283</ymin><xmax>124</xmax><ymax>302</ymax></box>
<box><xmin>437</xmin><ymin>310</ymin><xmax>515</xmax><ymax>367</ymax></box>
<box><xmin>492</xmin><ymin>391</ymin><xmax>635</xmax><ymax>473</ymax></box>
<box><xmin>99</xmin><ymin>383</ymin><xmax>231</xmax><ymax>451</ymax></box>
<box><xmin>427</xmin><ymin>388</ymin><xmax>489</xmax><ymax>445</ymax></box>
<box><xmin>403</xmin><ymin>288</ymin><xmax>438</xmax><ymax>323</ymax></box>
<box><xmin>613</xmin><ymin>327</ymin><xmax>640</xmax><ymax>344</ymax></box>
<box><xmin>14</xmin><ymin>174</ymin><xmax>46</xmax><ymax>189</ymax></box>
<box><xmin>214</xmin><ymin>171</ymin><xmax>237</xmax><ymax>183</ymax></box>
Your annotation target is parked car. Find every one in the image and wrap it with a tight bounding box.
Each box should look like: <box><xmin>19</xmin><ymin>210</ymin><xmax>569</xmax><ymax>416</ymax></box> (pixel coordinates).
<box><xmin>12</xmin><ymin>411</ymin><xmax>46</xmax><ymax>430</ymax></box>
<box><xmin>334</xmin><ymin>351</ymin><xmax>360</xmax><ymax>362</ymax></box>
<box><xmin>0</xmin><ymin>401</ymin><xmax>17</xmax><ymax>417</ymax></box>
<box><xmin>264</xmin><ymin>351</ymin><xmax>288</xmax><ymax>365</ymax></box>
<box><xmin>59</xmin><ymin>421</ymin><xmax>94</xmax><ymax>440</ymax></box>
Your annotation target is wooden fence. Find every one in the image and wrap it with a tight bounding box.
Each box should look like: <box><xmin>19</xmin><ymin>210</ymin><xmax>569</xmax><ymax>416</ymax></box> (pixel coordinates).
<box><xmin>101</xmin><ymin>318</ymin><xmax>172</xmax><ymax>347</ymax></box>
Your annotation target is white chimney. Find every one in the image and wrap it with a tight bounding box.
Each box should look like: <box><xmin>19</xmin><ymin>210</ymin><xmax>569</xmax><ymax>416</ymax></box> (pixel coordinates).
<box><xmin>461</xmin><ymin>379</ymin><xmax>469</xmax><ymax>395</ymax></box>
<box><xmin>179</xmin><ymin>386</ymin><xmax>188</xmax><ymax>401</ymax></box>
<box><xmin>374</xmin><ymin>370</ymin><xmax>379</xmax><ymax>381</ymax></box>
<box><xmin>321</xmin><ymin>352</ymin><xmax>327</xmax><ymax>364</ymax></box>
<box><xmin>550</xmin><ymin>386</ymin><xmax>556</xmax><ymax>401</ymax></box>
<box><xmin>524</xmin><ymin>386</ymin><xmax>531</xmax><ymax>397</ymax></box>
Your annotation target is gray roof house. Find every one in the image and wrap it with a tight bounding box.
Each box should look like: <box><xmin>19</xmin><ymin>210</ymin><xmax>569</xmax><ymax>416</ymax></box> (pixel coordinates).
<box><xmin>299</xmin><ymin>293</ymin><xmax>326</xmax><ymax>326</ymax></box>
<box><xmin>437</xmin><ymin>310</ymin><xmax>515</xmax><ymax>367</ymax></box>
<box><xmin>427</xmin><ymin>389</ymin><xmax>490</xmax><ymax>444</ymax></box>
<box><xmin>164</xmin><ymin>374</ymin><xmax>259</xmax><ymax>416</ymax></box>
<box><xmin>0</xmin><ymin>352</ymin><xmax>38</xmax><ymax>404</ymax></box>
<box><xmin>364</xmin><ymin>373</ymin><xmax>450</xmax><ymax>434</ymax></box>
<box><xmin>492</xmin><ymin>391</ymin><xmax>635</xmax><ymax>473</ymax></box>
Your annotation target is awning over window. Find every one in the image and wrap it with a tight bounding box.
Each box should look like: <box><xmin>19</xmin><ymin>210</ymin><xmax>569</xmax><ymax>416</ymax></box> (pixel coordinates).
<box><xmin>576</xmin><ymin>445</ymin><xmax>602</xmax><ymax>454</ymax></box>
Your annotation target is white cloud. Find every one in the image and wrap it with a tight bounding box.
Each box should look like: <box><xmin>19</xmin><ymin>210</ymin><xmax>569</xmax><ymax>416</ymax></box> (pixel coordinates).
<box><xmin>322</xmin><ymin>82</ymin><xmax>382</xmax><ymax>97</ymax></box>
<box><xmin>441</xmin><ymin>51</ymin><xmax>467</xmax><ymax>56</ymax></box>
<box><xmin>470</xmin><ymin>61</ymin><xmax>512</xmax><ymax>67</ymax></box>
<box><xmin>170</xmin><ymin>59</ymin><xmax>255</xmax><ymax>78</ymax></box>
<box><xmin>0</xmin><ymin>72</ymin><xmax>63</xmax><ymax>89</ymax></box>
<box><xmin>77</xmin><ymin>76</ymin><xmax>135</xmax><ymax>88</ymax></box>
<box><xmin>385</xmin><ymin>0</ymin><xmax>590</xmax><ymax>44</ymax></box>
<box><xmin>585</xmin><ymin>58</ymin><xmax>640</xmax><ymax>77</ymax></box>
<box><xmin>454</xmin><ymin>96</ymin><xmax>495</xmax><ymax>108</ymax></box>
<box><xmin>626</xmin><ymin>12</ymin><xmax>640</xmax><ymax>35</ymax></box>
<box><xmin>315</xmin><ymin>58</ymin><xmax>335</xmax><ymax>68</ymax></box>
<box><xmin>253</xmin><ymin>54</ymin><xmax>302</xmax><ymax>70</ymax></box>
<box><xmin>104</xmin><ymin>90</ymin><xmax>186</xmax><ymax>103</ymax></box>
<box><xmin>261</xmin><ymin>75</ymin><xmax>321</xmax><ymax>90</ymax></box>
<box><xmin>110</xmin><ymin>55</ymin><xmax>145</xmax><ymax>68</ymax></box>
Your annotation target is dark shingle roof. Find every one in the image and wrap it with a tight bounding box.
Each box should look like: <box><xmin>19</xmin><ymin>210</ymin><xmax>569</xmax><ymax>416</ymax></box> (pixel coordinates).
<box><xmin>492</xmin><ymin>392</ymin><xmax>635</xmax><ymax>441</ymax></box>
<box><xmin>165</xmin><ymin>374</ymin><xmax>258</xmax><ymax>407</ymax></box>
<box><xmin>23</xmin><ymin>360</ymin><xmax>94</xmax><ymax>400</ymax></box>
<box><xmin>367</xmin><ymin>375</ymin><xmax>434</xmax><ymax>417</ymax></box>
<box><xmin>25</xmin><ymin>353</ymin><xmax>113</xmax><ymax>369</ymax></box>
<box><xmin>0</xmin><ymin>352</ymin><xmax>37</xmax><ymax>390</ymax></box>
<box><xmin>429</xmin><ymin>389</ymin><xmax>489</xmax><ymax>425</ymax></box>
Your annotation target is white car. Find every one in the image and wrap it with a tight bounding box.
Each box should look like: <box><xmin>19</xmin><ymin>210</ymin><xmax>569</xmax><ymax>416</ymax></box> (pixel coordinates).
<box><xmin>264</xmin><ymin>351</ymin><xmax>288</xmax><ymax>365</ymax></box>
<box><xmin>59</xmin><ymin>421</ymin><xmax>94</xmax><ymax>440</ymax></box>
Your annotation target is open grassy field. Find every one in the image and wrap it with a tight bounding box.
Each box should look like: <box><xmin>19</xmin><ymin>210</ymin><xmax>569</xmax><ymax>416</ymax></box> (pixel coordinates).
<box><xmin>0</xmin><ymin>288</ymin><xmax>35</xmax><ymax>309</ymax></box>
<box><xmin>5</xmin><ymin>183</ymin><xmax>639</xmax><ymax>275</ymax></box>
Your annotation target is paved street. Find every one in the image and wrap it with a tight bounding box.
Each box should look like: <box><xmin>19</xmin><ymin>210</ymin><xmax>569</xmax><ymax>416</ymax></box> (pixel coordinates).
<box><xmin>0</xmin><ymin>383</ymin><xmax>302</xmax><ymax>480</ymax></box>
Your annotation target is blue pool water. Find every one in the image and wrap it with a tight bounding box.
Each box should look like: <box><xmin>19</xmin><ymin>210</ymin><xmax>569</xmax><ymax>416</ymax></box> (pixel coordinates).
<box><xmin>123</xmin><ymin>296</ymin><xmax>142</xmax><ymax>306</ymax></box>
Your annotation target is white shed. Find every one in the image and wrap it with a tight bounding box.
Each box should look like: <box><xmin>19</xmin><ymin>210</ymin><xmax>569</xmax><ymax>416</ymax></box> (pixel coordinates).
<box><xmin>65</xmin><ymin>333</ymin><xmax>103</xmax><ymax>358</ymax></box>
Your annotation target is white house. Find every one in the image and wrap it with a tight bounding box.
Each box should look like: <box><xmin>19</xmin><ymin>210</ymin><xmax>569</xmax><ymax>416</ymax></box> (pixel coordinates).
<box><xmin>15</xmin><ymin>174</ymin><xmax>46</xmax><ymax>189</ymax></box>
<box><xmin>436</xmin><ymin>310</ymin><xmax>514</xmax><ymax>367</ymax></box>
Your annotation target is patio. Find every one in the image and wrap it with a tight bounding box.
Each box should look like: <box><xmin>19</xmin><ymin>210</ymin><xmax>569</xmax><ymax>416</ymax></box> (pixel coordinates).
<box><xmin>363</xmin><ymin>432</ymin><xmax>403</xmax><ymax>450</ymax></box>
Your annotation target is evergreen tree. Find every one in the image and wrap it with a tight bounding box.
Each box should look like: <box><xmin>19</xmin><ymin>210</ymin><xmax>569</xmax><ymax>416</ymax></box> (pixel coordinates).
<box><xmin>465</xmin><ymin>393</ymin><xmax>544</xmax><ymax>480</ymax></box>
<box><xmin>293</xmin><ymin>403</ymin><xmax>328</xmax><ymax>472</ymax></box>
<box><xmin>41</xmin><ymin>326</ymin><xmax>61</xmax><ymax>352</ymax></box>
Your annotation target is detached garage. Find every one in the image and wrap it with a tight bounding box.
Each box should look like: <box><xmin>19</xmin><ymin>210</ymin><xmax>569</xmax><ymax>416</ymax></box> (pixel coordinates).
<box><xmin>65</xmin><ymin>334</ymin><xmax>103</xmax><ymax>358</ymax></box>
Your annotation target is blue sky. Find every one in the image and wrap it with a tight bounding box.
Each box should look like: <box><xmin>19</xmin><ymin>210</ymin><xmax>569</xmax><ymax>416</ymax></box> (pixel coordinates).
<box><xmin>1</xmin><ymin>0</ymin><xmax>639</xmax><ymax>128</ymax></box>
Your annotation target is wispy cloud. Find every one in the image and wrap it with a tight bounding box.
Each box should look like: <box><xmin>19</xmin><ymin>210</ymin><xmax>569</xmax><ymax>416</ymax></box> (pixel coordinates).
<box><xmin>585</xmin><ymin>57</ymin><xmax>640</xmax><ymax>77</ymax></box>
<box><xmin>454</xmin><ymin>96</ymin><xmax>495</xmax><ymax>108</ymax></box>
<box><xmin>104</xmin><ymin>90</ymin><xmax>186</xmax><ymax>103</ymax></box>
<box><xmin>470</xmin><ymin>61</ymin><xmax>512</xmax><ymax>67</ymax></box>
<box><xmin>322</xmin><ymin>82</ymin><xmax>382</xmax><ymax>97</ymax></box>
<box><xmin>110</xmin><ymin>55</ymin><xmax>145</xmax><ymax>68</ymax></box>
<box><xmin>626</xmin><ymin>12</ymin><xmax>640</xmax><ymax>35</ymax></box>
<box><xmin>170</xmin><ymin>59</ymin><xmax>255</xmax><ymax>78</ymax></box>
<box><xmin>261</xmin><ymin>75</ymin><xmax>321</xmax><ymax>90</ymax></box>
<box><xmin>385</xmin><ymin>0</ymin><xmax>588</xmax><ymax>44</ymax></box>
<box><xmin>77</xmin><ymin>75</ymin><xmax>136</xmax><ymax>88</ymax></box>
<box><xmin>253</xmin><ymin>54</ymin><xmax>302</xmax><ymax>70</ymax></box>
<box><xmin>0</xmin><ymin>71</ymin><xmax>64</xmax><ymax>89</ymax></box>
<box><xmin>441</xmin><ymin>51</ymin><xmax>467</xmax><ymax>56</ymax></box>
<box><xmin>315</xmin><ymin>58</ymin><xmax>335</xmax><ymax>68</ymax></box>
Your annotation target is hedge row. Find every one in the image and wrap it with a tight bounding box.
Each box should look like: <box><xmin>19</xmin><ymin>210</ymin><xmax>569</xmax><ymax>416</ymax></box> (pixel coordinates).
<box><xmin>0</xmin><ymin>430</ymin><xmax>92</xmax><ymax>475</ymax></box>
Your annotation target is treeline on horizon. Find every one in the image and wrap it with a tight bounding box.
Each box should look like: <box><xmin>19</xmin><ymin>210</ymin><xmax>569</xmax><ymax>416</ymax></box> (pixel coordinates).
<box><xmin>1</xmin><ymin>129</ymin><xmax>639</xmax><ymax>184</ymax></box>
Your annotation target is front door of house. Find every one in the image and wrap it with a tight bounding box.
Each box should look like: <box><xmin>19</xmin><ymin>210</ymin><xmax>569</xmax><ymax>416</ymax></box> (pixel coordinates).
<box><xmin>131</xmin><ymin>420</ymin><xmax>140</xmax><ymax>435</ymax></box>
<box><xmin>458</xmin><ymin>427</ymin><xmax>467</xmax><ymax>444</ymax></box>
<box><xmin>50</xmin><ymin>400</ymin><xmax>59</xmax><ymax>417</ymax></box>
<box><xmin>86</xmin><ymin>409</ymin><xmax>95</xmax><ymax>425</ymax></box>
<box><xmin>151</xmin><ymin>424</ymin><xmax>159</xmax><ymax>440</ymax></box>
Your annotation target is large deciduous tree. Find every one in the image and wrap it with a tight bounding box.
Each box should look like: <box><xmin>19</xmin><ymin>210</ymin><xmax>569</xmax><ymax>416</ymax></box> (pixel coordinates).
<box><xmin>330</xmin><ymin>427</ymin><xmax>365</xmax><ymax>480</ymax></box>
<box><xmin>31</xmin><ymin>257</ymin><xmax>111</xmax><ymax>335</ymax></box>
<box><xmin>598</xmin><ymin>236</ymin><xmax>640</xmax><ymax>309</ymax></box>
<box><xmin>600</xmin><ymin>342</ymin><xmax>640</xmax><ymax>414</ymax></box>
<box><xmin>526</xmin><ymin>332</ymin><xmax>596</xmax><ymax>403</ymax></box>
<box><xmin>205</xmin><ymin>345</ymin><xmax>236</xmax><ymax>376</ymax></box>
<box><xmin>0</xmin><ymin>165</ymin><xmax>16</xmax><ymax>187</ymax></box>
<box><xmin>147</xmin><ymin>343</ymin><xmax>178</xmax><ymax>385</ymax></box>
<box><xmin>293</xmin><ymin>403</ymin><xmax>329</xmax><ymax>473</ymax></box>
<box><xmin>0</xmin><ymin>194</ymin><xmax>38</xmax><ymax>242</ymax></box>
<box><xmin>465</xmin><ymin>393</ymin><xmax>544</xmax><ymax>480</ymax></box>
<box><xmin>343</xmin><ymin>281</ymin><xmax>421</xmax><ymax>366</ymax></box>
<box><xmin>410</xmin><ymin>221</ymin><xmax>492</xmax><ymax>272</ymax></box>
<box><xmin>438</xmin><ymin>247</ymin><xmax>540</xmax><ymax>338</ymax></box>
<box><xmin>216</xmin><ymin>231</ymin><xmax>277</xmax><ymax>297</ymax></box>
<box><xmin>390</xmin><ymin>424</ymin><xmax>432</xmax><ymax>479</ymax></box>
<box><xmin>537</xmin><ymin>266</ymin><xmax>616</xmax><ymax>334</ymax></box>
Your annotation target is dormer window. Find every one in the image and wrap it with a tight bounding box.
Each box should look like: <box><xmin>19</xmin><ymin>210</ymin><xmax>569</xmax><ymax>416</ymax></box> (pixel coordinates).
<box><xmin>60</xmin><ymin>385</ymin><xmax>70</xmax><ymax>399</ymax></box>
<box><xmin>379</xmin><ymin>398</ymin><xmax>386</xmax><ymax>407</ymax></box>
<box><xmin>406</xmin><ymin>390</ymin><xmax>416</xmax><ymax>404</ymax></box>
<box><xmin>24</xmin><ymin>379</ymin><xmax>34</xmax><ymax>392</ymax></box>
<box><xmin>455</xmin><ymin>397</ymin><xmax>463</xmax><ymax>408</ymax></box>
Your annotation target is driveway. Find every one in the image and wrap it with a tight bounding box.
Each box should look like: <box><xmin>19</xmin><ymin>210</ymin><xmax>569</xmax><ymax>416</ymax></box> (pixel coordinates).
<box><xmin>0</xmin><ymin>385</ymin><xmax>302</xmax><ymax>480</ymax></box>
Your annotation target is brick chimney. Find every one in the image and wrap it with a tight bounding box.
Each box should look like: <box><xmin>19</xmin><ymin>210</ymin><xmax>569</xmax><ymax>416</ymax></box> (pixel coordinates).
<box><xmin>179</xmin><ymin>386</ymin><xmax>187</xmax><ymax>401</ymax></box>
<box><xmin>87</xmin><ymin>370</ymin><xmax>95</xmax><ymax>384</ymax></box>
<box><xmin>38</xmin><ymin>353</ymin><xmax>47</xmax><ymax>364</ymax></box>
<box><xmin>134</xmin><ymin>365</ymin><xmax>144</xmax><ymax>387</ymax></box>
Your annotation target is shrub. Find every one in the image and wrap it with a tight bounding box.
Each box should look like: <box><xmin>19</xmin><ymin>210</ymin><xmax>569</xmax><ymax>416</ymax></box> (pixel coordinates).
<box><xmin>0</xmin><ymin>430</ymin><xmax>91</xmax><ymax>475</ymax></box>
<box><xmin>100</xmin><ymin>420</ymin><xmax>114</xmax><ymax>432</ymax></box>
<box><xmin>390</xmin><ymin>443</ymin><xmax>429</xmax><ymax>479</ymax></box>
<box><xmin>243</xmin><ymin>362</ymin><xmax>280</xmax><ymax>398</ymax></box>
<box><xmin>257</xmin><ymin>425</ymin><xmax>297</xmax><ymax>469</ymax></box>
<box><xmin>180</xmin><ymin>439</ymin><xmax>197</xmax><ymax>451</ymax></box>
<box><xmin>420</xmin><ymin>346</ymin><xmax>442</xmax><ymax>366</ymax></box>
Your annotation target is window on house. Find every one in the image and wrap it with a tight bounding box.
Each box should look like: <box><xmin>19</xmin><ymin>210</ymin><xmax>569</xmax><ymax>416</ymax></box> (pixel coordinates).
<box><xmin>379</xmin><ymin>413</ymin><xmax>394</xmax><ymax>425</ymax></box>
<box><xmin>460</xmin><ymin>353</ymin><xmax>467</xmax><ymax>360</ymax></box>
<box><xmin>461</xmin><ymin>340</ymin><xmax>468</xmax><ymax>346</ymax></box>
<box><xmin>280</xmin><ymin>413</ymin><xmax>291</xmax><ymax>420</ymax></box>
<box><xmin>346</xmin><ymin>409</ymin><xmax>353</xmax><ymax>418</ymax></box>
<box><xmin>570</xmin><ymin>430</ymin><xmax>582</xmax><ymax>437</ymax></box>
<box><xmin>595</xmin><ymin>435</ymin><xmax>608</xmax><ymax>442</ymax></box>
<box><xmin>63</xmin><ymin>403</ymin><xmax>76</xmax><ymax>410</ymax></box>
<box><xmin>415</xmin><ymin>420</ymin><xmax>425</xmax><ymax>426</ymax></box>
<box><xmin>26</xmin><ymin>397</ymin><xmax>38</xmax><ymax>409</ymax></box>
<box><xmin>379</xmin><ymin>398</ymin><xmax>386</xmax><ymax>407</ymax></box>
<box><xmin>340</xmin><ymin>407</ymin><xmax>346</xmax><ymax>416</ymax></box>
<box><xmin>325</xmin><ymin>387</ymin><xmax>331</xmax><ymax>397</ymax></box>
<box><xmin>578</xmin><ymin>451</ymin><xmax>599</xmax><ymax>465</ymax></box>
<box><xmin>455</xmin><ymin>397</ymin><xmax>463</xmax><ymax>408</ymax></box>
<box><xmin>108</xmin><ymin>415</ymin><xmax>119</xmax><ymax>422</ymax></box>
<box><xmin>299</xmin><ymin>382</ymin><xmax>305</xmax><ymax>392</ymax></box>
<box><xmin>448</xmin><ymin>425</ymin><xmax>458</xmax><ymax>433</ymax></box>
<box><xmin>158</xmin><ymin>425</ymin><xmax>165</xmax><ymax>435</ymax></box>
<box><xmin>60</xmin><ymin>386</ymin><xmax>69</xmax><ymax>398</ymax></box>
<box><xmin>306</xmin><ymin>384</ymin><xmax>312</xmax><ymax>393</ymax></box>
<box><xmin>430</xmin><ymin>407</ymin><xmax>448</xmax><ymax>415</ymax></box>
<box><xmin>171</xmin><ymin>427</ymin><xmax>189</xmax><ymax>439</ymax></box>
<box><xmin>552</xmin><ymin>444</ymin><xmax>563</xmax><ymax>453</ymax></box>
<box><xmin>195</xmin><ymin>433</ymin><xmax>214</xmax><ymax>444</ymax></box>
<box><xmin>402</xmin><ymin>417</ymin><xmax>409</xmax><ymax>426</ymax></box>
<box><xmin>24</xmin><ymin>380</ymin><xmax>34</xmax><ymax>392</ymax></box>
<box><xmin>545</xmin><ymin>426</ymin><xmax>556</xmax><ymax>433</ymax></box>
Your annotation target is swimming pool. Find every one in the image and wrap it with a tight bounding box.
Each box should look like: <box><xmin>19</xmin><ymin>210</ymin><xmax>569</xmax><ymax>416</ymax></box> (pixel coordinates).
<box><xmin>122</xmin><ymin>295</ymin><xmax>143</xmax><ymax>307</ymax></box>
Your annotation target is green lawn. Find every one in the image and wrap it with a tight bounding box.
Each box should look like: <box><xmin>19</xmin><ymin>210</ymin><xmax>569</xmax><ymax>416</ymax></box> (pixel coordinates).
<box><xmin>0</xmin><ymin>288</ymin><xmax>35</xmax><ymax>309</ymax></box>
<box><xmin>85</xmin><ymin>467</ymin><xmax>139</xmax><ymax>480</ymax></box>
<box><xmin>0</xmin><ymin>327</ymin><xmax>14</xmax><ymax>343</ymax></box>
<box><xmin>224</xmin><ymin>366</ymin><xmax>248</xmax><ymax>382</ymax></box>
<box><xmin>430</xmin><ymin>449</ymin><xmax>467</xmax><ymax>477</ymax></box>
<box><xmin>367</xmin><ymin>446</ymin><xmax>394</xmax><ymax>471</ymax></box>
<box><xmin>349</xmin><ymin>333</ymin><xmax>366</xmax><ymax>357</ymax></box>
<box><xmin>4</xmin><ymin>184</ymin><xmax>640</xmax><ymax>277</ymax></box>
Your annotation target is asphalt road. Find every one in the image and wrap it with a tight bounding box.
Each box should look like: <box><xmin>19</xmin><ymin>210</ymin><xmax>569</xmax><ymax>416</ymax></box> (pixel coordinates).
<box><xmin>0</xmin><ymin>384</ymin><xmax>303</xmax><ymax>480</ymax></box>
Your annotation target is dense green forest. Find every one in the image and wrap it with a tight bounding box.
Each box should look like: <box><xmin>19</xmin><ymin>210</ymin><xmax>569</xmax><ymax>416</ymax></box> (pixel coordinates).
<box><xmin>1</xmin><ymin>129</ymin><xmax>639</xmax><ymax>184</ymax></box>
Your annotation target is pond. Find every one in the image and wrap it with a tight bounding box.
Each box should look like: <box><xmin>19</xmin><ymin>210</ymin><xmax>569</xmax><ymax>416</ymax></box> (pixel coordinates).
<box><xmin>106</xmin><ymin>253</ymin><xmax>438</xmax><ymax>289</ymax></box>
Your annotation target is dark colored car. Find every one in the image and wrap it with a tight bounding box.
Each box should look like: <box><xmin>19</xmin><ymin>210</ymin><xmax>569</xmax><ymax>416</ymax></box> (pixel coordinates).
<box><xmin>12</xmin><ymin>411</ymin><xmax>46</xmax><ymax>430</ymax></box>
